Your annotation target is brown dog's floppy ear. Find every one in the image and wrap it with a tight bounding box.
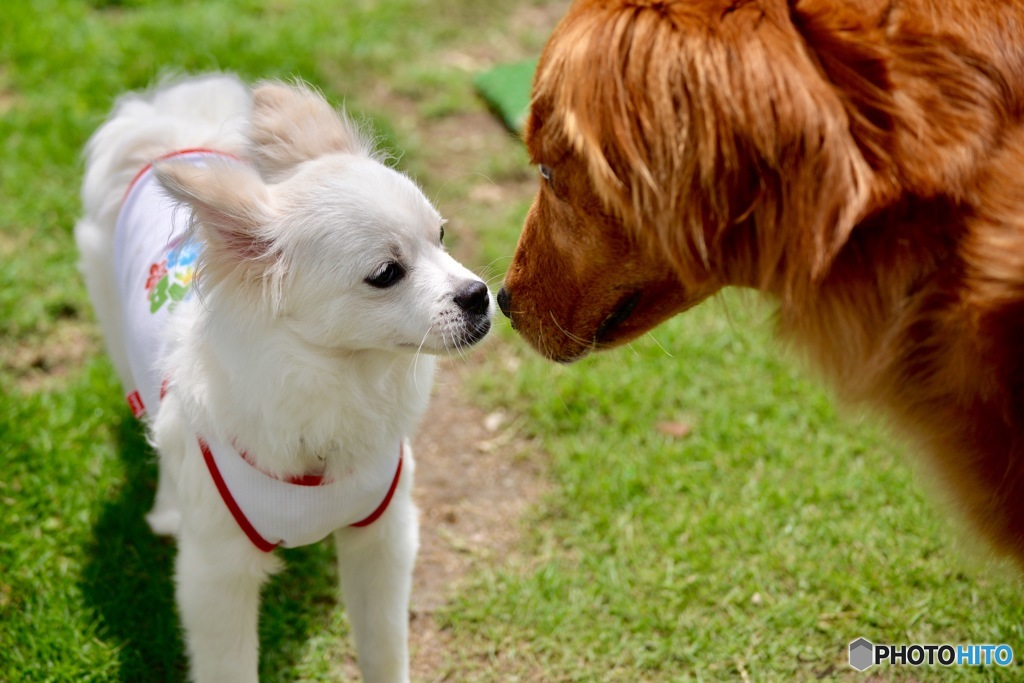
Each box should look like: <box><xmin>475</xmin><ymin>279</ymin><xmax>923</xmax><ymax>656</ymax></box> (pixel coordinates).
<box><xmin>788</xmin><ymin>0</ymin><xmax>895</xmax><ymax>173</ymax></box>
<box><xmin>535</xmin><ymin>1</ymin><xmax>888</xmax><ymax>301</ymax></box>
<box><xmin>154</xmin><ymin>158</ymin><xmax>279</xmax><ymax>290</ymax></box>
<box><xmin>765</xmin><ymin>0</ymin><xmax>897</xmax><ymax>286</ymax></box>
<box><xmin>247</xmin><ymin>81</ymin><xmax>370</xmax><ymax>181</ymax></box>
<box><xmin>725</xmin><ymin>0</ymin><xmax>897</xmax><ymax>296</ymax></box>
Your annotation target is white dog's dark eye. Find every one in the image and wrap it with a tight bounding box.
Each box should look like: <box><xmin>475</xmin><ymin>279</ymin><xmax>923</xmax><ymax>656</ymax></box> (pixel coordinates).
<box><xmin>439</xmin><ymin>225</ymin><xmax>445</xmax><ymax>244</ymax></box>
<box><xmin>538</xmin><ymin>164</ymin><xmax>553</xmax><ymax>182</ymax></box>
<box><xmin>365</xmin><ymin>262</ymin><xmax>405</xmax><ymax>289</ymax></box>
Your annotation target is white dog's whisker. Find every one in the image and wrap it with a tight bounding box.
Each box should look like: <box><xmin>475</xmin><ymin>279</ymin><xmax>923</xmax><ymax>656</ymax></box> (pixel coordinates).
<box><xmin>409</xmin><ymin>325</ymin><xmax>434</xmax><ymax>391</ymax></box>
<box><xmin>431</xmin><ymin>170</ymin><xmax>499</xmax><ymax>206</ymax></box>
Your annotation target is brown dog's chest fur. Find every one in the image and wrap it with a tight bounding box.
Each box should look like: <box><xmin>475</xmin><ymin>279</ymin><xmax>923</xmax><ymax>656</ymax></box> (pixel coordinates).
<box><xmin>757</xmin><ymin>131</ymin><xmax>1024</xmax><ymax>559</ymax></box>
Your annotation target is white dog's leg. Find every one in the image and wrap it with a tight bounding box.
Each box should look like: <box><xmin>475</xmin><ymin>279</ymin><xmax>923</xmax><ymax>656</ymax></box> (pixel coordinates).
<box><xmin>334</xmin><ymin>458</ymin><xmax>418</xmax><ymax>683</ymax></box>
<box><xmin>145</xmin><ymin>456</ymin><xmax>182</xmax><ymax>536</ymax></box>
<box><xmin>176</xmin><ymin>528</ymin><xmax>278</xmax><ymax>683</ymax></box>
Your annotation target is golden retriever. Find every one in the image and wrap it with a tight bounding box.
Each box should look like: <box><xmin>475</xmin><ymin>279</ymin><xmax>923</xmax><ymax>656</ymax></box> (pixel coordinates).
<box><xmin>497</xmin><ymin>0</ymin><xmax>1024</xmax><ymax>565</ymax></box>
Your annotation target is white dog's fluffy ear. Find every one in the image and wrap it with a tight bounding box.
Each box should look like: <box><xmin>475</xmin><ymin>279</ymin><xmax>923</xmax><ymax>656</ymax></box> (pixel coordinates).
<box><xmin>247</xmin><ymin>81</ymin><xmax>369</xmax><ymax>181</ymax></box>
<box><xmin>154</xmin><ymin>158</ymin><xmax>278</xmax><ymax>288</ymax></box>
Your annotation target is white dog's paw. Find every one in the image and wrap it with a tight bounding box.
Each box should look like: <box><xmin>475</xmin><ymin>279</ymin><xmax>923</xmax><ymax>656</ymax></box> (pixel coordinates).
<box><xmin>146</xmin><ymin>507</ymin><xmax>182</xmax><ymax>537</ymax></box>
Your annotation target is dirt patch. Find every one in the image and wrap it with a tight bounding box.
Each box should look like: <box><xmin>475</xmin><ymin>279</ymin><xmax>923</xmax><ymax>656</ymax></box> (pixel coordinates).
<box><xmin>409</xmin><ymin>359</ymin><xmax>547</xmax><ymax>679</ymax></box>
<box><xmin>0</xmin><ymin>227</ymin><xmax>27</xmax><ymax>257</ymax></box>
<box><xmin>414</xmin><ymin>366</ymin><xmax>541</xmax><ymax>613</ymax></box>
<box><xmin>0</xmin><ymin>66</ymin><xmax>19</xmax><ymax>116</ymax></box>
<box><xmin>2</xmin><ymin>319</ymin><xmax>100</xmax><ymax>393</ymax></box>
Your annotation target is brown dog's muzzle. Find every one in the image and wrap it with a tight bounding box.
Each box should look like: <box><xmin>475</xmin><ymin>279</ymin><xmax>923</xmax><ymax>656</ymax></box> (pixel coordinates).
<box><xmin>498</xmin><ymin>191</ymin><xmax>708</xmax><ymax>362</ymax></box>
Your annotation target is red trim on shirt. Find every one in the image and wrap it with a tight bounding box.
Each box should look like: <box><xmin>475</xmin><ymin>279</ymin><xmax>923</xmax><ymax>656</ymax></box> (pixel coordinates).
<box><xmin>287</xmin><ymin>472</ymin><xmax>327</xmax><ymax>487</ymax></box>
<box><xmin>199</xmin><ymin>437</ymin><xmax>280</xmax><ymax>553</ymax></box>
<box><xmin>126</xmin><ymin>390</ymin><xmax>146</xmax><ymax>418</ymax></box>
<box><xmin>350</xmin><ymin>445</ymin><xmax>404</xmax><ymax>528</ymax></box>
<box><xmin>200</xmin><ymin>437</ymin><xmax>404</xmax><ymax>551</ymax></box>
<box><xmin>122</xmin><ymin>148</ymin><xmax>242</xmax><ymax>204</ymax></box>
<box><xmin>237</xmin><ymin>449</ymin><xmax>327</xmax><ymax>487</ymax></box>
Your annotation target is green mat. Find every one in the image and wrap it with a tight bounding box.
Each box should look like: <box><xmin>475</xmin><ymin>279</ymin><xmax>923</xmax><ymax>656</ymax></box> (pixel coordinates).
<box><xmin>473</xmin><ymin>58</ymin><xmax>537</xmax><ymax>134</ymax></box>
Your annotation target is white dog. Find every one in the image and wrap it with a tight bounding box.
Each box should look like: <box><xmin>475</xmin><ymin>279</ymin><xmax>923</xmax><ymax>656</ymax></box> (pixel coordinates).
<box><xmin>75</xmin><ymin>73</ymin><xmax>493</xmax><ymax>682</ymax></box>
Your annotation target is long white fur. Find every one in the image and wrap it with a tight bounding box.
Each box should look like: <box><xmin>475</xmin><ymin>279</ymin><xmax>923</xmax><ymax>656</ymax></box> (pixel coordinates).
<box><xmin>75</xmin><ymin>73</ymin><xmax>492</xmax><ymax>683</ymax></box>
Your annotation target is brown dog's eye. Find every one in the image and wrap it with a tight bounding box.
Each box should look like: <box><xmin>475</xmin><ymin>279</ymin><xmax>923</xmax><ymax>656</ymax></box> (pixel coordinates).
<box><xmin>538</xmin><ymin>164</ymin><xmax>553</xmax><ymax>182</ymax></box>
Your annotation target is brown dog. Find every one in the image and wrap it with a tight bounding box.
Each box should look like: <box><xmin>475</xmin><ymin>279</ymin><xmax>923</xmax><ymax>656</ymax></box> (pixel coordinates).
<box><xmin>498</xmin><ymin>0</ymin><xmax>1024</xmax><ymax>565</ymax></box>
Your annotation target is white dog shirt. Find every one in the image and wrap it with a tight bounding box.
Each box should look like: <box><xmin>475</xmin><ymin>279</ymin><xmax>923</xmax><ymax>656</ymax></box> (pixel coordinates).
<box><xmin>116</xmin><ymin>149</ymin><xmax>402</xmax><ymax>551</ymax></box>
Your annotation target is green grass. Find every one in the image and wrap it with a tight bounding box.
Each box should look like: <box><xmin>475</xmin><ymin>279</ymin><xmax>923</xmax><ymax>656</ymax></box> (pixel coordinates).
<box><xmin>3</xmin><ymin>0</ymin><xmax>1023</xmax><ymax>681</ymax></box>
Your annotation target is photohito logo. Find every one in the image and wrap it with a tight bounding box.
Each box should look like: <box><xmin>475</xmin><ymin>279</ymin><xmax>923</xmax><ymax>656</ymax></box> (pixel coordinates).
<box><xmin>849</xmin><ymin>637</ymin><xmax>1014</xmax><ymax>671</ymax></box>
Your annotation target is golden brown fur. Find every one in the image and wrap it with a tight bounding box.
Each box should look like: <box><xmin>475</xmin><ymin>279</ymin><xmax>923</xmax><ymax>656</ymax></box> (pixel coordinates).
<box><xmin>498</xmin><ymin>0</ymin><xmax>1024</xmax><ymax>564</ymax></box>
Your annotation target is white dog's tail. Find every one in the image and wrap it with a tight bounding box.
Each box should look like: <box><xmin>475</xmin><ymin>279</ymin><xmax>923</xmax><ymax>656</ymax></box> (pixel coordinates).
<box><xmin>75</xmin><ymin>73</ymin><xmax>252</xmax><ymax>384</ymax></box>
<box><xmin>79</xmin><ymin>73</ymin><xmax>252</xmax><ymax>230</ymax></box>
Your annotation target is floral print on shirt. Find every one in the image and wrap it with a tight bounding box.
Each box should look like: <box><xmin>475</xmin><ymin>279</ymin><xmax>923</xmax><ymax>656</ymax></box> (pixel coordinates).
<box><xmin>146</xmin><ymin>236</ymin><xmax>200</xmax><ymax>313</ymax></box>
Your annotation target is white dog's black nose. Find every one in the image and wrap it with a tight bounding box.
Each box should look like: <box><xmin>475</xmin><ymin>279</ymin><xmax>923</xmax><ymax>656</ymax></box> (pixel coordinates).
<box><xmin>455</xmin><ymin>280</ymin><xmax>490</xmax><ymax>315</ymax></box>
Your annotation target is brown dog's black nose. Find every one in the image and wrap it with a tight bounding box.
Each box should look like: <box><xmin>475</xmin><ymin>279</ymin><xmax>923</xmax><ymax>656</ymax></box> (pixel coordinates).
<box><xmin>455</xmin><ymin>280</ymin><xmax>491</xmax><ymax>315</ymax></box>
<box><xmin>497</xmin><ymin>287</ymin><xmax>511</xmax><ymax>319</ymax></box>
